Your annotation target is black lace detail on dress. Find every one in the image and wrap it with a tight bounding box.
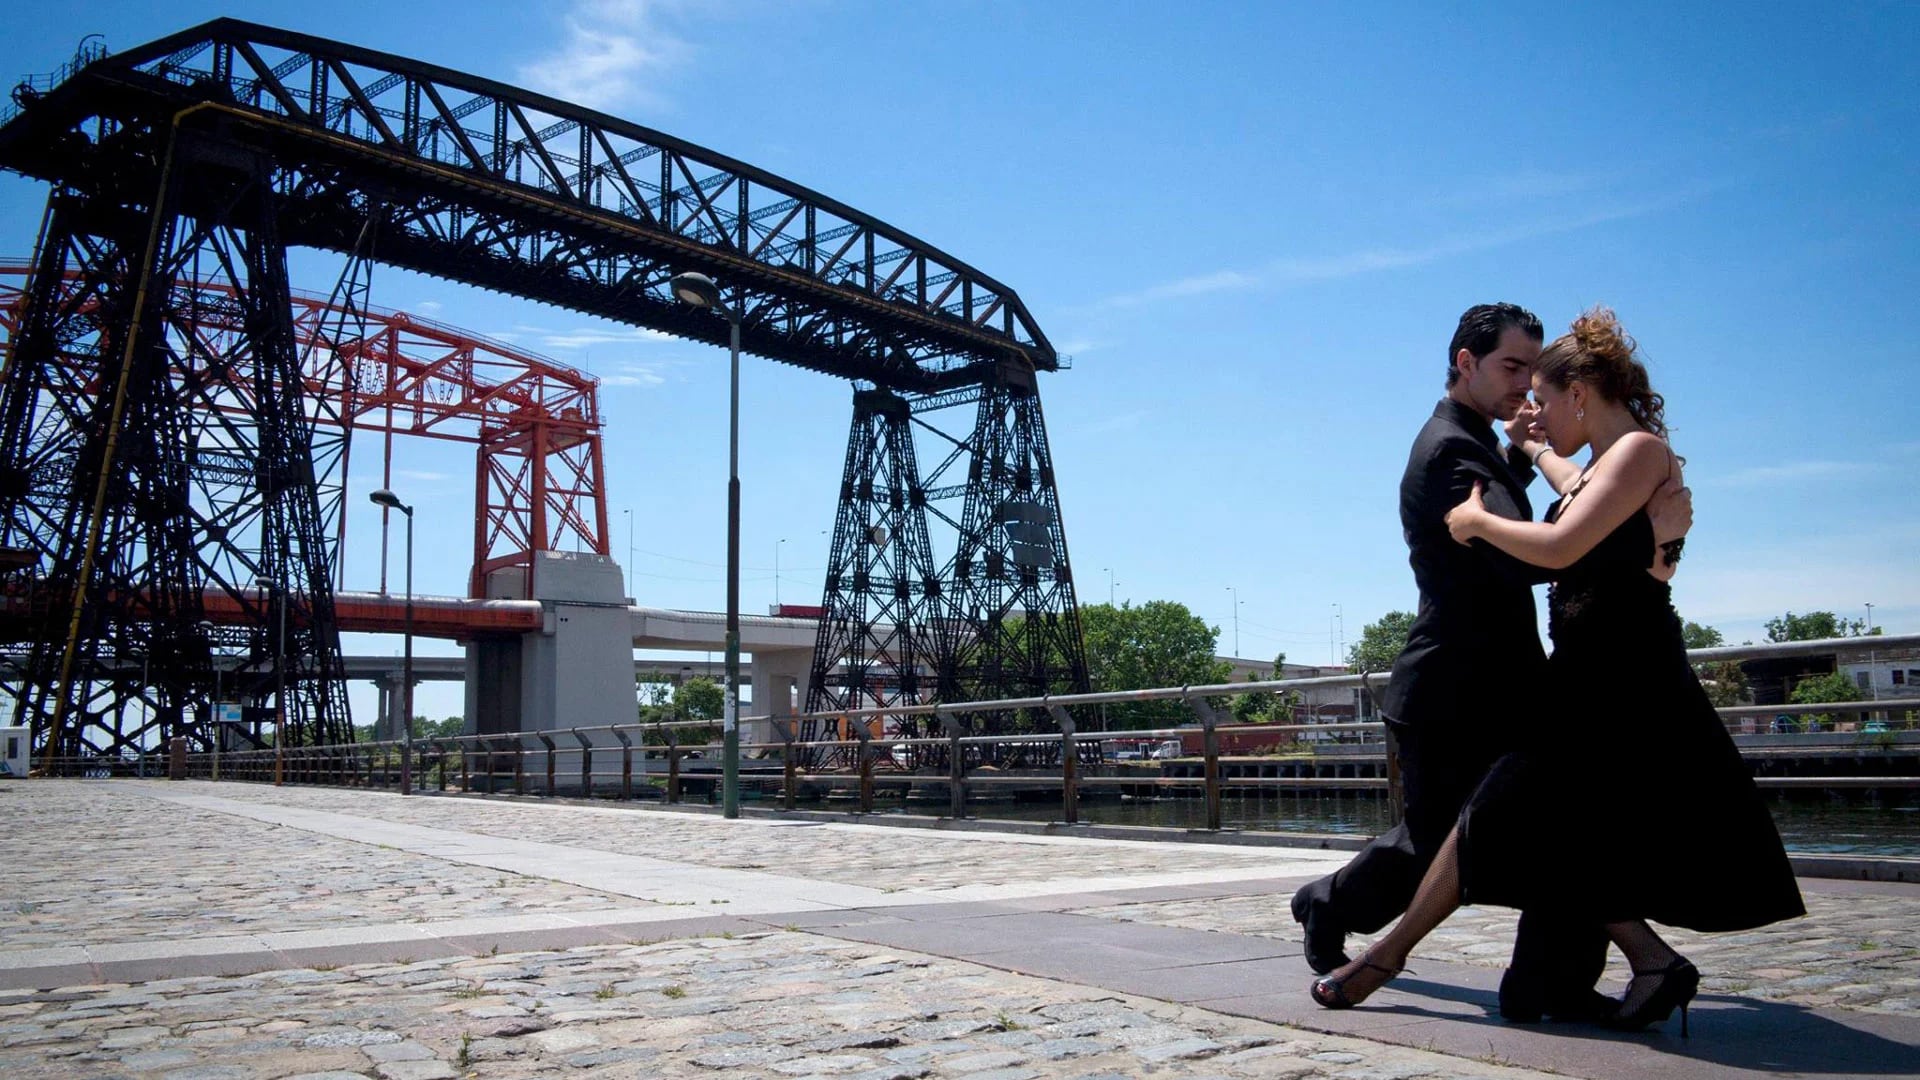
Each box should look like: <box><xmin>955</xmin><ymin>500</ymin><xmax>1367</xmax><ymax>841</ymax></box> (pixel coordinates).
<box><xmin>1660</xmin><ymin>538</ymin><xmax>1685</xmax><ymax>567</ymax></box>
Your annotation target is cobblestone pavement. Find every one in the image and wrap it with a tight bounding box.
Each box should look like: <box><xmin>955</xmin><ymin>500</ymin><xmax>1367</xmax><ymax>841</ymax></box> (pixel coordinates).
<box><xmin>0</xmin><ymin>782</ymin><xmax>1312</xmax><ymax>953</ymax></box>
<box><xmin>199</xmin><ymin>783</ymin><xmax>1289</xmax><ymax>890</ymax></box>
<box><xmin>0</xmin><ymin>783</ymin><xmax>635</xmax><ymax>950</ymax></box>
<box><xmin>1</xmin><ymin>779</ymin><xmax>1912</xmax><ymax>1079</ymax></box>
<box><xmin>0</xmin><ymin>931</ymin><xmax>1571</xmax><ymax>1080</ymax></box>
<box><xmin>1071</xmin><ymin>892</ymin><xmax>1920</xmax><ymax>1016</ymax></box>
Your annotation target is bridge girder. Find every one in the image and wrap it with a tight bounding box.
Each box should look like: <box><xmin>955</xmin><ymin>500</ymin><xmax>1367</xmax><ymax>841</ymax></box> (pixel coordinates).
<box><xmin>0</xmin><ymin>18</ymin><xmax>1058</xmax><ymax>391</ymax></box>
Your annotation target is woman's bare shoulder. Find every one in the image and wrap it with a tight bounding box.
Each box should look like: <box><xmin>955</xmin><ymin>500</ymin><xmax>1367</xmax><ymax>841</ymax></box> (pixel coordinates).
<box><xmin>1598</xmin><ymin>430</ymin><xmax>1672</xmax><ymax>480</ymax></box>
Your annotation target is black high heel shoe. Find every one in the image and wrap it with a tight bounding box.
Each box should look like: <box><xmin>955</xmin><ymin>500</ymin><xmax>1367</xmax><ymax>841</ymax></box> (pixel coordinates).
<box><xmin>1310</xmin><ymin>951</ymin><xmax>1406</xmax><ymax>1010</ymax></box>
<box><xmin>1605</xmin><ymin>958</ymin><xmax>1699</xmax><ymax>1037</ymax></box>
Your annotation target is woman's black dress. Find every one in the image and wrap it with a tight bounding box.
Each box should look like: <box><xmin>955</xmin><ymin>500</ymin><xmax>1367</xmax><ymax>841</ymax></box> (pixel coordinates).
<box><xmin>1457</xmin><ymin>503</ymin><xmax>1805</xmax><ymax>932</ymax></box>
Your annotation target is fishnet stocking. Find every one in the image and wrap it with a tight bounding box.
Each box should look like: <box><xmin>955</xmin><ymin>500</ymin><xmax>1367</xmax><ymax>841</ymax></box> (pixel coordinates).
<box><xmin>1605</xmin><ymin>918</ymin><xmax>1683</xmax><ymax>1016</ymax></box>
<box><xmin>1316</xmin><ymin>828</ymin><xmax>1466</xmax><ymax>1004</ymax></box>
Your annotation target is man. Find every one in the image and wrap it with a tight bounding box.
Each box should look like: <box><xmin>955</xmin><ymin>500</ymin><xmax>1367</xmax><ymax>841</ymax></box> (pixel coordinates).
<box><xmin>1290</xmin><ymin>303</ymin><xmax>1690</xmax><ymax>1022</ymax></box>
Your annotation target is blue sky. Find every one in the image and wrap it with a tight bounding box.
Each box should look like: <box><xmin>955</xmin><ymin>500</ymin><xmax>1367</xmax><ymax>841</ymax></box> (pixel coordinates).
<box><xmin>3</xmin><ymin>2</ymin><xmax>1916</xmax><ymax>722</ymax></box>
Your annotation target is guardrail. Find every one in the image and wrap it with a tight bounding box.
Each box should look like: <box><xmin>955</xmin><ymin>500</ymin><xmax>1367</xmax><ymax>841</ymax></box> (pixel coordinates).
<box><xmin>44</xmin><ymin>632</ymin><xmax>1920</xmax><ymax>831</ymax></box>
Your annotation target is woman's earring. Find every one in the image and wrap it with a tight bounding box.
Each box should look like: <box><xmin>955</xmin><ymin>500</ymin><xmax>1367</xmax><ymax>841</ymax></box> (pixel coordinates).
<box><xmin>1576</xmin><ymin>407</ymin><xmax>1585</xmax><ymax>421</ymax></box>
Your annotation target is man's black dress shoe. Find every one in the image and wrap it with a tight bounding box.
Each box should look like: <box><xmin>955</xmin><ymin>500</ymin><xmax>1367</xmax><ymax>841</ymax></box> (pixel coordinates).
<box><xmin>1290</xmin><ymin>888</ymin><xmax>1351</xmax><ymax>975</ymax></box>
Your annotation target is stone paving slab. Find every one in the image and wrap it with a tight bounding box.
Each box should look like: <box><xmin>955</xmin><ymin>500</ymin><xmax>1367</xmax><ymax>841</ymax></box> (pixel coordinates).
<box><xmin>170</xmin><ymin>781</ymin><xmax>1331</xmax><ymax>891</ymax></box>
<box><xmin>1067</xmin><ymin>883</ymin><xmax>1920</xmax><ymax>1017</ymax></box>
<box><xmin>0</xmin><ymin>931</ymin><xmax>1578</xmax><ymax>1080</ymax></box>
<box><xmin>0</xmin><ymin>781</ymin><xmax>637</xmax><ymax>949</ymax></box>
<box><xmin>1</xmin><ymin>780</ymin><xmax>1917</xmax><ymax>1080</ymax></box>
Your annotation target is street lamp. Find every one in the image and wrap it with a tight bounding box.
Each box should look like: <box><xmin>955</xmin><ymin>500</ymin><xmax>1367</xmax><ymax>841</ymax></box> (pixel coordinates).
<box><xmin>370</xmin><ymin>487</ymin><xmax>415</xmax><ymax>796</ymax></box>
<box><xmin>1865</xmin><ymin>602</ymin><xmax>1879</xmax><ymax>706</ymax></box>
<box><xmin>670</xmin><ymin>270</ymin><xmax>742</xmax><ymax>819</ymax></box>
<box><xmin>1225</xmin><ymin>586</ymin><xmax>1240</xmax><ymax>658</ymax></box>
<box><xmin>775</xmin><ymin>538</ymin><xmax>788</xmax><ymax>608</ymax></box>
<box><xmin>1101</xmin><ymin>567</ymin><xmax>1117</xmax><ymax>607</ymax></box>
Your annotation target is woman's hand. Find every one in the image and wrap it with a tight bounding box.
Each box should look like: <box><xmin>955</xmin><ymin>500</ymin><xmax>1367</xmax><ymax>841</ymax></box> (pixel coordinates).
<box><xmin>1445</xmin><ymin>480</ymin><xmax>1487</xmax><ymax>544</ymax></box>
<box><xmin>1503</xmin><ymin>401</ymin><xmax>1543</xmax><ymax>450</ymax></box>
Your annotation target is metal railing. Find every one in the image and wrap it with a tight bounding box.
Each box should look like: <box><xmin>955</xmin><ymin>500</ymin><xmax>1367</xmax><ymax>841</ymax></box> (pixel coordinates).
<box><xmin>134</xmin><ymin>631</ymin><xmax>1918</xmax><ymax>831</ymax></box>
<box><xmin>1</xmin><ymin>38</ymin><xmax>111</xmax><ymax>128</ymax></box>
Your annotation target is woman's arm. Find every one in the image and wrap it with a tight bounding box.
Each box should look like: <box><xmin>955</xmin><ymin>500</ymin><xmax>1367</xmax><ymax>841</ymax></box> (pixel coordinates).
<box><xmin>1644</xmin><ymin>453</ymin><xmax>1687</xmax><ymax>582</ymax></box>
<box><xmin>1504</xmin><ymin>403</ymin><xmax>1582</xmax><ymax>494</ymax></box>
<box><xmin>1445</xmin><ymin>432</ymin><xmax>1671</xmax><ymax>569</ymax></box>
<box><xmin>1523</xmin><ymin>443</ymin><xmax>1583</xmax><ymax>494</ymax></box>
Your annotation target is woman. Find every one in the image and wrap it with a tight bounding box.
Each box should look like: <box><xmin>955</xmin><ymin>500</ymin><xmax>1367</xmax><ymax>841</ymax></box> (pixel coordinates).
<box><xmin>1309</xmin><ymin>308</ymin><xmax>1803</xmax><ymax>1035</ymax></box>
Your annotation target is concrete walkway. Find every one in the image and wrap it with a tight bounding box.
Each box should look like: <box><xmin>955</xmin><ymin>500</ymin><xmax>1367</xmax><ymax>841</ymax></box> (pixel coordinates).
<box><xmin>1</xmin><ymin>780</ymin><xmax>1915</xmax><ymax>1079</ymax></box>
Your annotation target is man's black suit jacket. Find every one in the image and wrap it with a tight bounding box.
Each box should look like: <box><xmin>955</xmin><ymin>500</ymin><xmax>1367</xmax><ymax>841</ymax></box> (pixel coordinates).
<box><xmin>1381</xmin><ymin>398</ymin><xmax>1553</xmax><ymax>742</ymax></box>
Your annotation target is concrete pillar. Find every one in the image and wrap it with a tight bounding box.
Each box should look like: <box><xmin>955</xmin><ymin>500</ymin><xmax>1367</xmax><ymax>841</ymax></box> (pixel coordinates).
<box><xmin>467</xmin><ymin>552</ymin><xmax>635</xmax><ymax>781</ymax></box>
<box><xmin>748</xmin><ymin>646</ymin><xmax>814</xmax><ymax>751</ymax></box>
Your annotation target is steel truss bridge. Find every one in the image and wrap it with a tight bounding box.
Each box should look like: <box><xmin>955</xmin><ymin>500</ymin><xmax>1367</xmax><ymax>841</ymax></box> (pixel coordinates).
<box><xmin>0</xmin><ymin>19</ymin><xmax>1088</xmax><ymax>770</ymax></box>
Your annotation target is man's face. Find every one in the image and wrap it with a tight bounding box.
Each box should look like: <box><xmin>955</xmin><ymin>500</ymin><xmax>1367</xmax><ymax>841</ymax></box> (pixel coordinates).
<box><xmin>1456</xmin><ymin>326</ymin><xmax>1540</xmax><ymax>421</ymax></box>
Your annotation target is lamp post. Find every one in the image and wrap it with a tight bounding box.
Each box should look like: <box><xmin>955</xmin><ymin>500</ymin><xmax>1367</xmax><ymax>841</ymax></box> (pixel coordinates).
<box><xmin>370</xmin><ymin>488</ymin><xmax>415</xmax><ymax>796</ymax></box>
<box><xmin>1225</xmin><ymin>586</ymin><xmax>1240</xmax><ymax>658</ymax></box>
<box><xmin>1101</xmin><ymin>567</ymin><xmax>1116</xmax><ymax>606</ymax></box>
<box><xmin>1865</xmin><ymin>602</ymin><xmax>1879</xmax><ymax>707</ymax></box>
<box><xmin>670</xmin><ymin>270</ymin><xmax>741</xmax><ymax>819</ymax></box>
<box><xmin>775</xmin><ymin>538</ymin><xmax>788</xmax><ymax>608</ymax></box>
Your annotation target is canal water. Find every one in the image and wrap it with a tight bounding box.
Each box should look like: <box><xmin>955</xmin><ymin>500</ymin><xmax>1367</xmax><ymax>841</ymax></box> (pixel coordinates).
<box><xmin>798</xmin><ymin>794</ymin><xmax>1920</xmax><ymax>858</ymax></box>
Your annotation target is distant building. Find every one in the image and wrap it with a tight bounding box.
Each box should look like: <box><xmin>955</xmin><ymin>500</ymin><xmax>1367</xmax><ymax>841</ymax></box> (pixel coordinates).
<box><xmin>1837</xmin><ymin>641</ymin><xmax>1920</xmax><ymax>702</ymax></box>
<box><xmin>1222</xmin><ymin>657</ymin><xmax>1365</xmax><ymax>722</ymax></box>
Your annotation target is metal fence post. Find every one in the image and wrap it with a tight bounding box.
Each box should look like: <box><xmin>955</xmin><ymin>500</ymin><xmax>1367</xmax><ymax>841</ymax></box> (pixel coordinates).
<box><xmin>1047</xmin><ymin>703</ymin><xmax>1078</xmax><ymax>825</ymax></box>
<box><xmin>512</xmin><ymin>736</ymin><xmax>526</xmax><ymax>795</ymax></box>
<box><xmin>941</xmin><ymin>711</ymin><xmax>966</xmax><ymax>819</ymax></box>
<box><xmin>571</xmin><ymin>729</ymin><xmax>594</xmax><ymax>799</ymax></box>
<box><xmin>1189</xmin><ymin>693</ymin><xmax>1225</xmax><ymax>831</ymax></box>
<box><xmin>854</xmin><ymin>719</ymin><xmax>874</xmax><ymax>813</ymax></box>
<box><xmin>1366</xmin><ymin>673</ymin><xmax>1406</xmax><ymax>823</ymax></box>
<box><xmin>774</xmin><ymin>718</ymin><xmax>797</xmax><ymax>810</ymax></box>
<box><xmin>614</xmin><ymin>728</ymin><xmax>633</xmax><ymax>800</ymax></box>
<box><xmin>537</xmin><ymin>732</ymin><xmax>557</xmax><ymax>796</ymax></box>
<box><xmin>666</xmin><ymin>728</ymin><xmax>682</xmax><ymax>804</ymax></box>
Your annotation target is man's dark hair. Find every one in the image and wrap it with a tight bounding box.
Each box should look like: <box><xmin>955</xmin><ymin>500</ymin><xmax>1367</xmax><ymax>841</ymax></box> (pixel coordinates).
<box><xmin>1446</xmin><ymin>303</ymin><xmax>1543</xmax><ymax>386</ymax></box>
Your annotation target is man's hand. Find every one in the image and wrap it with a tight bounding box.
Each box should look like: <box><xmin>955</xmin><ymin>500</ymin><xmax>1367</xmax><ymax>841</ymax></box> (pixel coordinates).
<box><xmin>1648</xmin><ymin>477</ymin><xmax>1692</xmax><ymax>545</ymax></box>
<box><xmin>1503</xmin><ymin>401</ymin><xmax>1544</xmax><ymax>455</ymax></box>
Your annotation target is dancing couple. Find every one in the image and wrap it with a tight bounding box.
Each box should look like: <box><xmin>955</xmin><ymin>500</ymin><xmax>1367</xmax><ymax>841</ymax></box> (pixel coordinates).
<box><xmin>1293</xmin><ymin>303</ymin><xmax>1803</xmax><ymax>1034</ymax></box>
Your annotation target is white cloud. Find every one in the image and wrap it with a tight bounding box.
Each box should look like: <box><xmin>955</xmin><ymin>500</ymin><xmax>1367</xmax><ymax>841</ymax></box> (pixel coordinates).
<box><xmin>488</xmin><ymin>323</ymin><xmax>678</xmax><ymax>351</ymax></box>
<box><xmin>517</xmin><ymin>0</ymin><xmax>689</xmax><ymax>114</ymax></box>
<box><xmin>1704</xmin><ymin>460</ymin><xmax>1882</xmax><ymax>488</ymax></box>
<box><xmin>412</xmin><ymin>299</ymin><xmax>444</xmax><ymax>314</ymax></box>
<box><xmin>1092</xmin><ymin>191</ymin><xmax>1714</xmax><ymax>310</ymax></box>
<box><xmin>1669</xmin><ymin>521</ymin><xmax>1920</xmax><ymax>639</ymax></box>
<box><xmin>541</xmin><ymin>326</ymin><xmax>679</xmax><ymax>350</ymax></box>
<box><xmin>398</xmin><ymin>470</ymin><xmax>451</xmax><ymax>483</ymax></box>
<box><xmin>599</xmin><ymin>362</ymin><xmax>672</xmax><ymax>388</ymax></box>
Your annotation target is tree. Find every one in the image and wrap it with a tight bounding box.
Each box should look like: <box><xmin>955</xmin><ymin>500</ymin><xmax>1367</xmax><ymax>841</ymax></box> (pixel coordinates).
<box><xmin>1681</xmin><ymin>621</ymin><xmax>1724</xmax><ymax>650</ymax></box>
<box><xmin>1765</xmin><ymin>611</ymin><xmax>1879</xmax><ymax>642</ymax></box>
<box><xmin>1346</xmin><ymin>611</ymin><xmax>1415</xmax><ymax>673</ymax></box>
<box><xmin>674</xmin><ymin>677</ymin><xmax>725</xmax><ymax>721</ymax></box>
<box><xmin>1679</xmin><ymin>619</ymin><xmax>1746</xmax><ymax>706</ymax></box>
<box><xmin>1789</xmin><ymin>669</ymin><xmax>1863</xmax><ymax>727</ymax></box>
<box><xmin>1080</xmin><ymin>600</ymin><xmax>1232</xmax><ymax>729</ymax></box>
<box><xmin>1231</xmin><ymin>652</ymin><xmax>1297</xmax><ymax>725</ymax></box>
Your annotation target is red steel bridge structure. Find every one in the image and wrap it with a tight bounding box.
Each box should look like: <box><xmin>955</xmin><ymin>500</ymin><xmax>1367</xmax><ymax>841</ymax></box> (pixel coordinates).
<box><xmin>0</xmin><ymin>19</ymin><xmax>1088</xmax><ymax>770</ymax></box>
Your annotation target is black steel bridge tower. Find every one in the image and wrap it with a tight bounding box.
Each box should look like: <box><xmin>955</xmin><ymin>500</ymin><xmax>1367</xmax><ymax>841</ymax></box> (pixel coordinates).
<box><xmin>0</xmin><ymin>20</ymin><xmax>1088</xmax><ymax>769</ymax></box>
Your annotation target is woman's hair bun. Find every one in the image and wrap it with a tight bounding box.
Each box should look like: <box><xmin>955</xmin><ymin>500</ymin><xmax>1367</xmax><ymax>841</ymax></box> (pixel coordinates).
<box><xmin>1570</xmin><ymin>306</ymin><xmax>1636</xmax><ymax>364</ymax></box>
